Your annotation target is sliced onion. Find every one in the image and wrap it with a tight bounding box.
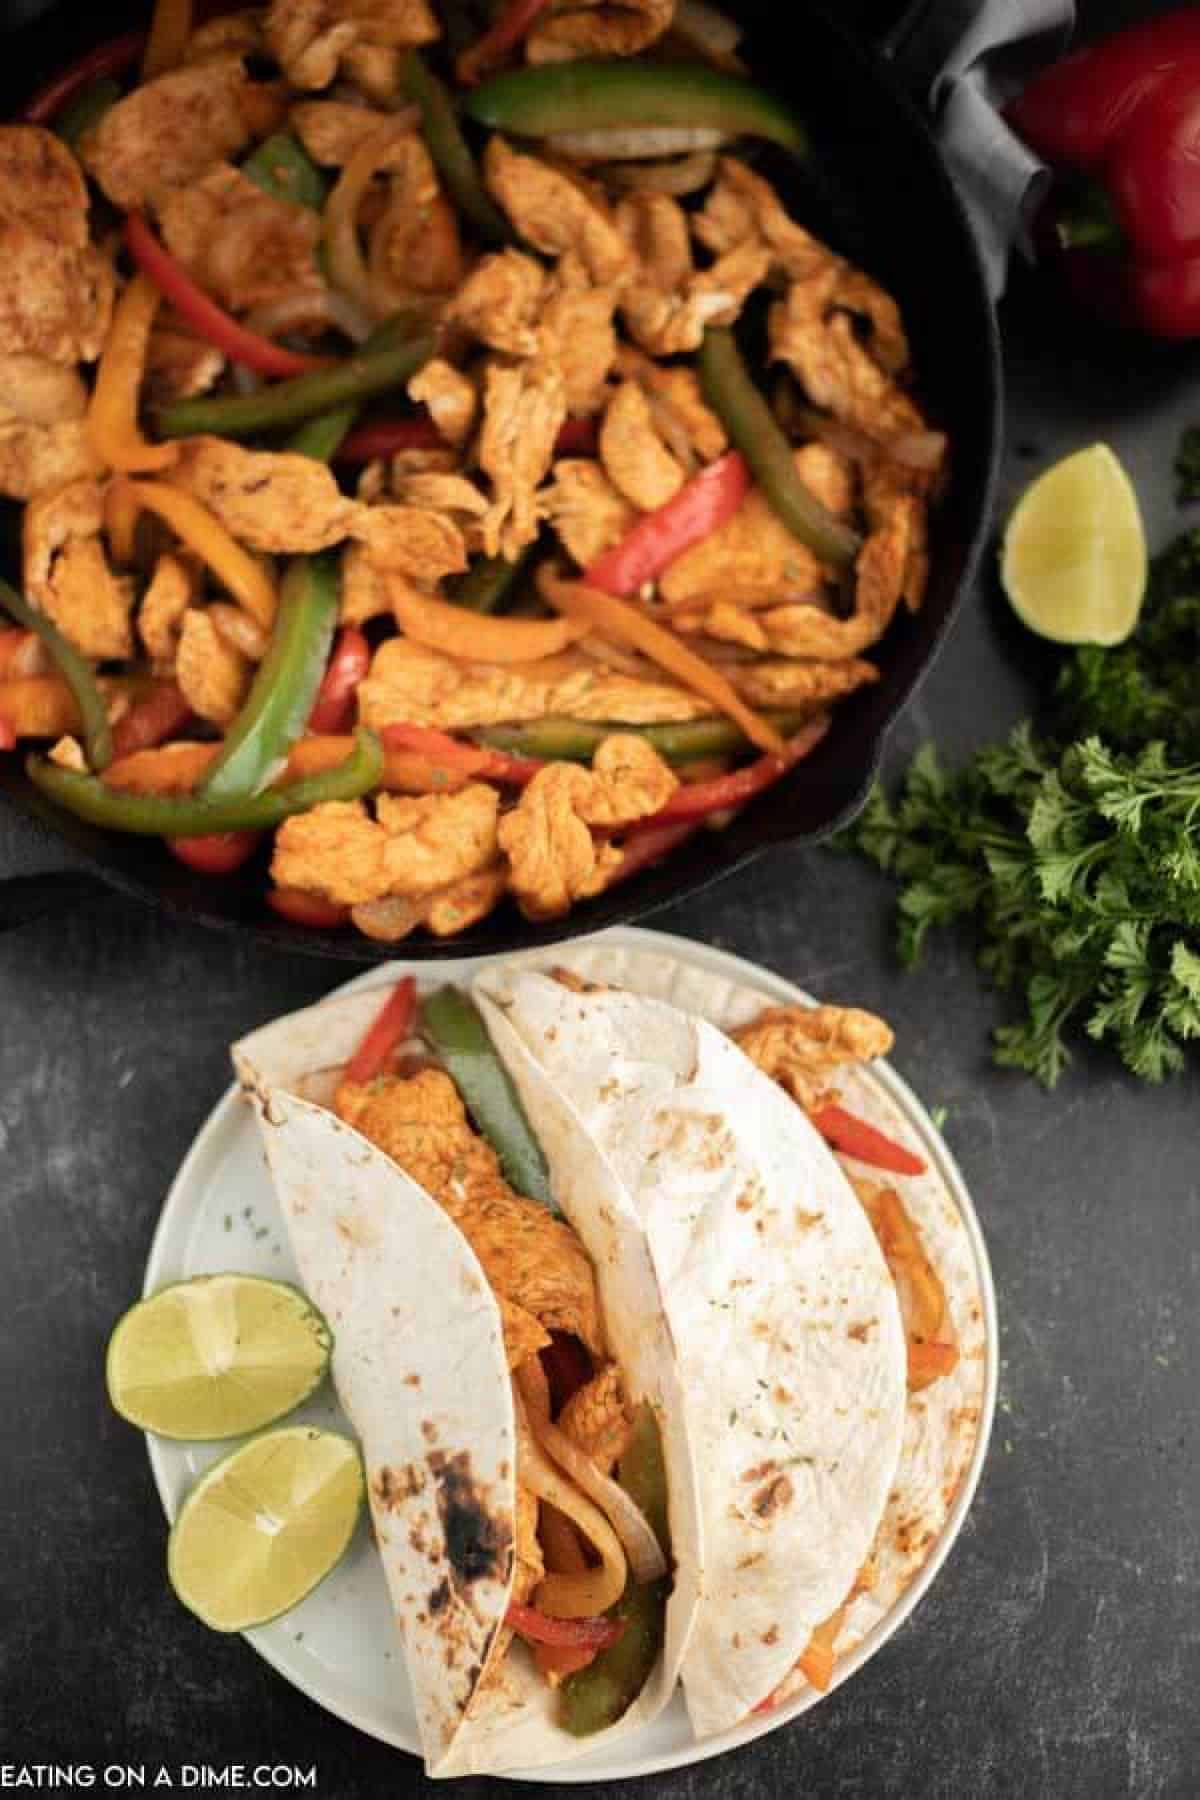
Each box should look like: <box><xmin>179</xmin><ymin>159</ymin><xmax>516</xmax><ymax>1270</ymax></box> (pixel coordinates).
<box><xmin>516</xmin><ymin>1366</ymin><xmax>667</xmax><ymax>1587</ymax></box>
<box><xmin>545</xmin><ymin>126</ymin><xmax>729</xmax><ymax>163</ymax></box>
<box><xmin>512</xmin><ymin>1386</ymin><xmax>628</xmax><ymax>1618</ymax></box>
<box><xmin>674</xmin><ymin>0</ymin><xmax>743</xmax><ymax>60</ymax></box>
<box><xmin>576</xmin><ymin>633</ymin><xmax>659</xmax><ymax>678</ymax></box>
<box><xmin>791</xmin><ymin>402</ymin><xmax>947</xmax><ymax>474</ymax></box>
<box><xmin>604</xmin><ymin>149</ymin><xmax>717</xmax><ymax>197</ymax></box>
<box><xmin>243</xmin><ymin>289</ymin><xmax>374</xmax><ymax>347</ymax></box>
<box><xmin>324</xmin><ymin>124</ymin><xmax>416</xmax><ymax>314</ymax></box>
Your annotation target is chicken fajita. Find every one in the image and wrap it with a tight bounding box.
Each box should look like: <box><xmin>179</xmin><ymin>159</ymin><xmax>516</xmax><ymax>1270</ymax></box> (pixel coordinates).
<box><xmin>0</xmin><ymin>0</ymin><xmax>947</xmax><ymax>941</ymax></box>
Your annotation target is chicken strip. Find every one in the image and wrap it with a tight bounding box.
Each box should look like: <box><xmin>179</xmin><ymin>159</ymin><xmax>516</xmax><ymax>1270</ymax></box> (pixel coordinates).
<box><xmin>264</xmin><ymin>0</ymin><xmax>438</xmax><ymax>91</ymax></box>
<box><xmin>558</xmin><ymin>1364</ymin><xmax>633</xmax><ymax>1473</ymax></box>
<box><xmin>0</xmin><ymin>355</ymin><xmax>98</xmax><ymax>501</ymax></box>
<box><xmin>0</xmin><ymin>228</ymin><xmax>114</xmax><ymax>367</ymax></box>
<box><xmin>445</xmin><ymin>249</ymin><xmax>547</xmax><ymax>357</ymax></box>
<box><xmin>290</xmin><ymin>99</ymin><xmax>392</xmax><ymax>165</ymax></box>
<box><xmin>351</xmin><ymin>863</ymin><xmax>508</xmax><ymax>943</ymax></box>
<box><xmin>770</xmin><ymin>273</ymin><xmax>926</xmax><ymax>454</ymax></box>
<box><xmin>349</xmin><ymin>503</ymin><xmax>468</xmax><ymax>581</ymax></box>
<box><xmin>485</xmin><ymin>137</ymin><xmax>633</xmax><ymax>286</ymax></box>
<box><xmin>732</xmin><ymin>1004</ymin><xmax>894</xmax><ymax>1110</ymax></box>
<box><xmin>272</xmin><ymin>784</ymin><xmax>499</xmax><ymax>905</ymax></box>
<box><xmin>80</xmin><ymin>56</ymin><xmax>256</xmax><ymax>210</ymax></box>
<box><xmin>358</xmin><ymin>637</ymin><xmax>712</xmax><ymax>731</ymax></box>
<box><xmin>527</xmin><ymin>0</ymin><xmax>675</xmax><ymax>62</ymax></box>
<box><xmin>615</xmin><ymin>191</ymin><xmax>693</xmax><ymax>292</ymax></box>
<box><xmin>159</xmin><ymin>163</ymin><xmax>322</xmax><ymax>314</ymax></box>
<box><xmin>540</xmin><ymin>272</ymin><xmax>619</xmax><ymax>416</ymax></box>
<box><xmin>138</xmin><ymin>552</ymin><xmax>199</xmax><ymax>664</ymax></box>
<box><xmin>23</xmin><ymin>478</ymin><xmax>133</xmax><ymax>659</ymax></box>
<box><xmin>616</xmin><ymin>350</ymin><xmax>727</xmax><ymax>461</ymax></box>
<box><xmin>170</xmin><ymin>438</ymin><xmax>355</xmax><ymax>552</ymax></box>
<box><xmin>175</xmin><ymin>607</ymin><xmax>252</xmax><ymax>725</ymax></box>
<box><xmin>726</xmin><ymin>657</ymin><xmax>878</xmax><ymax>709</ymax></box>
<box><xmin>0</xmin><ymin>127</ymin><xmax>90</xmax><ymax>248</ymax></box>
<box><xmin>271</xmin><ymin>799</ymin><xmax>390</xmax><ymax>905</ymax></box>
<box><xmin>599</xmin><ymin>378</ymin><xmax>685</xmax><ymax>511</ymax></box>
<box><xmin>541</xmin><ymin>459</ymin><xmax>635</xmax><ymax>568</ymax></box>
<box><xmin>408</xmin><ymin>359</ymin><xmax>477</xmax><ymax>448</ymax></box>
<box><xmin>478</xmin><ymin>359</ymin><xmax>567</xmax><ymax>560</ymax></box>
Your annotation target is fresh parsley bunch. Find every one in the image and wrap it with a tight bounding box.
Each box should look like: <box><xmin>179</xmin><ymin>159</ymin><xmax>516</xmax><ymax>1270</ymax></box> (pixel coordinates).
<box><xmin>846</xmin><ymin>509</ymin><xmax>1200</xmax><ymax>1086</ymax></box>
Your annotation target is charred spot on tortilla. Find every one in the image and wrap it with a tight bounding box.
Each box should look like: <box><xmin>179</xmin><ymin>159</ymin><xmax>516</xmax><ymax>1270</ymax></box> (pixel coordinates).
<box><xmin>750</xmin><ymin>1472</ymin><xmax>795</xmax><ymax>1520</ymax></box>
<box><xmin>372</xmin><ymin>1462</ymin><xmax>426</xmax><ymax>1510</ymax></box>
<box><xmin>429</xmin><ymin>1450</ymin><xmax>512</xmax><ymax>1589</ymax></box>
<box><xmin>421</xmin><ymin>1419</ymin><xmax>438</xmax><ymax>1444</ymax></box>
<box><xmin>848</xmin><ymin>1319</ymin><xmax>877</xmax><ymax>1341</ymax></box>
<box><xmin>404</xmin><ymin>1373</ymin><xmax>421</xmax><ymax>1388</ymax></box>
<box><xmin>760</xmin><ymin>1625</ymin><xmax>780</xmax><ymax>1646</ymax></box>
<box><xmin>428</xmin><ymin>1576</ymin><xmax>453</xmax><ymax>1616</ymax></box>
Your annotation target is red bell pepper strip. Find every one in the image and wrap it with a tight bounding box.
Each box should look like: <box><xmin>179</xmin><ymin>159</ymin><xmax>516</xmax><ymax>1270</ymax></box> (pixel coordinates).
<box><xmin>166</xmin><ymin>830</ymin><xmax>262</xmax><ymax>875</ymax></box>
<box><xmin>458</xmin><ymin>0</ymin><xmax>551</xmax><ymax>85</ymax></box>
<box><xmin>1007</xmin><ymin>10</ymin><xmax>1200</xmax><ymax>171</ymax></box>
<box><xmin>808</xmin><ymin>1103</ymin><xmax>926</xmax><ymax>1177</ymax></box>
<box><xmin>111</xmin><ymin>683</ymin><xmax>193</xmax><ymax>760</ymax></box>
<box><xmin>534</xmin><ymin>1641</ymin><xmax>599</xmax><ymax>1678</ymax></box>
<box><xmin>344</xmin><ymin>978</ymin><xmax>418</xmax><ymax>1086</ymax></box>
<box><xmin>585</xmin><ymin>451</ymin><xmax>751</xmax><ymax>597</ymax></box>
<box><xmin>505</xmin><ymin>1602</ymin><xmax>626</xmax><ymax>1650</ymax></box>
<box><xmin>610</xmin><ymin>818</ymin><xmax>701</xmax><ymax>883</ymax></box>
<box><xmin>651</xmin><ymin>716</ymin><xmax>830</xmax><ymax>822</ymax></box>
<box><xmin>124</xmin><ymin>214</ymin><xmax>328</xmax><ymax>379</ymax></box>
<box><xmin>555</xmin><ymin>417</ymin><xmax>599</xmax><ymax>456</ymax></box>
<box><xmin>334</xmin><ymin>414</ymin><xmax>446</xmax><ymax>462</ymax></box>
<box><xmin>267</xmin><ymin>887</ymin><xmax>351</xmax><ymax>929</ymax></box>
<box><xmin>540</xmin><ymin>1331</ymin><xmax>593</xmax><ymax>1415</ymax></box>
<box><xmin>22</xmin><ymin>31</ymin><xmax>145</xmax><ymax>125</ymax></box>
<box><xmin>381</xmin><ymin>722</ymin><xmax>546</xmax><ymax>786</ymax></box>
<box><xmin>308</xmin><ymin>628</ymin><xmax>371</xmax><ymax>735</ymax></box>
<box><xmin>0</xmin><ymin>715</ymin><xmax>15</xmax><ymax>752</ymax></box>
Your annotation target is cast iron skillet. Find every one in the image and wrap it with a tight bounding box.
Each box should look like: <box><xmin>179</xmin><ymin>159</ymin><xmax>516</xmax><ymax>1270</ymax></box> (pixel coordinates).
<box><xmin>0</xmin><ymin>0</ymin><xmax>1001</xmax><ymax>959</ymax></box>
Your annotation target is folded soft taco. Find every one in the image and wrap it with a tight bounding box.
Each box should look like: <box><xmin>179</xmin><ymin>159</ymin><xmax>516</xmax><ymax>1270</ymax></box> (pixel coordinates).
<box><xmin>477</xmin><ymin>943</ymin><xmax>989</xmax><ymax>1730</ymax></box>
<box><xmin>233</xmin><ymin>980</ymin><xmax>705</xmax><ymax>1778</ymax></box>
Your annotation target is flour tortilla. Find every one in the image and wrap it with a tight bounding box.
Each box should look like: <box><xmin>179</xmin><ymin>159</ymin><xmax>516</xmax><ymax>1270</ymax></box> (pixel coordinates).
<box><xmin>477</xmin><ymin>966</ymin><xmax>909</xmax><ymax>1736</ymax></box>
<box><xmin>490</xmin><ymin>941</ymin><xmax>989</xmax><ymax>1715</ymax></box>
<box><xmin>232</xmin><ymin>989</ymin><xmax>703</xmax><ymax>1778</ymax></box>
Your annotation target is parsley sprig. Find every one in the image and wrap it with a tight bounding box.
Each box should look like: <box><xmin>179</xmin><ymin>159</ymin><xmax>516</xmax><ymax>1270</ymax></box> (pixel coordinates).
<box><xmin>844</xmin><ymin>486</ymin><xmax>1200</xmax><ymax>1086</ymax></box>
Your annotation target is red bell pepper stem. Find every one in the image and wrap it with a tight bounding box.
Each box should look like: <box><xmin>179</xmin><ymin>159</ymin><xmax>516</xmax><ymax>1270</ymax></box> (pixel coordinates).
<box><xmin>22</xmin><ymin>31</ymin><xmax>145</xmax><ymax>125</ymax></box>
<box><xmin>652</xmin><ymin>716</ymin><xmax>830</xmax><ymax>822</ymax></box>
<box><xmin>0</xmin><ymin>715</ymin><xmax>15</xmax><ymax>752</ymax></box>
<box><xmin>267</xmin><ymin>887</ymin><xmax>351</xmax><ymax>929</ymax></box>
<box><xmin>124</xmin><ymin>213</ymin><xmax>329</xmax><ymax>379</ymax></box>
<box><xmin>808</xmin><ymin>1103</ymin><xmax>926</xmax><ymax>1177</ymax></box>
<box><xmin>344</xmin><ymin>978</ymin><xmax>418</xmax><ymax>1086</ymax></box>
<box><xmin>111</xmin><ymin>684</ymin><xmax>193</xmax><ymax>760</ymax></box>
<box><xmin>166</xmin><ymin>830</ymin><xmax>262</xmax><ymax>875</ymax></box>
<box><xmin>381</xmin><ymin>722</ymin><xmax>546</xmax><ymax>786</ymax></box>
<box><xmin>459</xmin><ymin>0</ymin><xmax>551</xmax><ymax>84</ymax></box>
<box><xmin>585</xmin><ymin>451</ymin><xmax>751</xmax><ymax>597</ymax></box>
<box><xmin>308</xmin><ymin>628</ymin><xmax>371</xmax><ymax>735</ymax></box>
<box><xmin>505</xmin><ymin>1601</ymin><xmax>626</xmax><ymax>1649</ymax></box>
<box><xmin>334</xmin><ymin>415</ymin><xmax>446</xmax><ymax>462</ymax></box>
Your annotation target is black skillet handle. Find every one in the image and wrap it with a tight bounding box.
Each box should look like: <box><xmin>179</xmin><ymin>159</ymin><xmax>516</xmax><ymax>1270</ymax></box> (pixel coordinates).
<box><xmin>0</xmin><ymin>804</ymin><xmax>107</xmax><ymax>930</ymax></box>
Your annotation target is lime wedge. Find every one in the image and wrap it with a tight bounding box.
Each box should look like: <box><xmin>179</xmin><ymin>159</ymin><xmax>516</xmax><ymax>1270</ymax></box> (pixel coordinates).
<box><xmin>168</xmin><ymin>1426</ymin><xmax>363</xmax><ymax>1631</ymax></box>
<box><xmin>106</xmin><ymin>1274</ymin><xmax>332</xmax><ymax>1440</ymax></box>
<box><xmin>1001</xmin><ymin>444</ymin><xmax>1147</xmax><ymax>646</ymax></box>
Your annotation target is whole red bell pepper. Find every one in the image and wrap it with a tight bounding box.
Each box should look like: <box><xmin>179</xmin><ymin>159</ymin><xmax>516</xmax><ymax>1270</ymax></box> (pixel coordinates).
<box><xmin>1009</xmin><ymin>10</ymin><xmax>1200</xmax><ymax>340</ymax></box>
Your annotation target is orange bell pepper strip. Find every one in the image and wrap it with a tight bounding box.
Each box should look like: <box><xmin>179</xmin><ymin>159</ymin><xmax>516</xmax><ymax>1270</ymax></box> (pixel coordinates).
<box><xmin>286</xmin><ymin>731</ymin><xmax>472</xmax><ymax>794</ymax></box>
<box><xmin>809</xmin><ymin>1103</ymin><xmax>927</xmax><ymax>1176</ymax></box>
<box><xmin>141</xmin><ymin>0</ymin><xmax>192</xmax><ymax>79</ymax></box>
<box><xmin>907</xmin><ymin>1338</ymin><xmax>960</xmax><ymax>1390</ymax></box>
<box><xmin>380</xmin><ymin>722</ymin><xmax>545</xmax><ymax>786</ymax></box>
<box><xmin>111</xmin><ymin>477</ymin><xmax>278</xmax><ymax>629</ymax></box>
<box><xmin>104</xmin><ymin>477</ymin><xmax>140</xmax><ymax>565</ymax></box>
<box><xmin>103</xmin><ymin>741</ymin><xmax>219</xmax><ymax>794</ymax></box>
<box><xmin>391</xmin><ymin>586</ymin><xmax>589</xmax><ymax>664</ymax></box>
<box><xmin>538</xmin><ymin>568</ymin><xmax>784</xmax><ymax>756</ymax></box>
<box><xmin>856</xmin><ymin>1183</ymin><xmax>957</xmax><ymax>1388</ymax></box>
<box><xmin>87</xmin><ymin>274</ymin><xmax>179</xmax><ymax>474</ymax></box>
<box><xmin>797</xmin><ymin>1601</ymin><xmax>848</xmax><ymax>1693</ymax></box>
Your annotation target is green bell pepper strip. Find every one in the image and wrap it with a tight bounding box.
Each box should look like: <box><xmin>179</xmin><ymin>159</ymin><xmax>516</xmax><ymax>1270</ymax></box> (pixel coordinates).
<box><xmin>467</xmin><ymin>60</ymin><xmax>808</xmax><ymax>156</ymax></box>
<box><xmin>560</xmin><ymin>1409</ymin><xmax>670</xmax><ymax>1737</ymax></box>
<box><xmin>699</xmin><ymin>327</ymin><xmax>861</xmax><ymax>569</ymax></box>
<box><xmin>201</xmin><ymin>555</ymin><xmax>339</xmax><ymax>801</ymax></box>
<box><xmin>157</xmin><ymin>333</ymin><xmax>437</xmax><ymax>440</ymax></box>
<box><xmin>54</xmin><ymin>78</ymin><xmax>121</xmax><ymax>151</ymax></box>
<box><xmin>403</xmin><ymin>51</ymin><xmax>509</xmax><ymax>245</ymax></box>
<box><xmin>285</xmin><ymin>310</ymin><xmax>434</xmax><ymax>461</ymax></box>
<box><xmin>27</xmin><ymin>729</ymin><xmax>383</xmax><ymax>835</ymax></box>
<box><xmin>447</xmin><ymin>546</ymin><xmax>534</xmax><ymax>615</ymax></box>
<box><xmin>241</xmin><ymin>132</ymin><xmax>328</xmax><ymax>211</ymax></box>
<box><xmin>0</xmin><ymin>580</ymin><xmax>112</xmax><ymax>771</ymax></box>
<box><xmin>475</xmin><ymin>708</ymin><xmax>817</xmax><ymax>765</ymax></box>
<box><xmin>419</xmin><ymin>986</ymin><xmax>555</xmax><ymax>1211</ymax></box>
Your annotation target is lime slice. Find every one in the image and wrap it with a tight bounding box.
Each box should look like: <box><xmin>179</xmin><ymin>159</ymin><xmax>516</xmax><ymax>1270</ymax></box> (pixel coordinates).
<box><xmin>106</xmin><ymin>1274</ymin><xmax>332</xmax><ymax>1440</ymax></box>
<box><xmin>168</xmin><ymin>1426</ymin><xmax>363</xmax><ymax>1631</ymax></box>
<box><xmin>1001</xmin><ymin>444</ymin><xmax>1147</xmax><ymax>646</ymax></box>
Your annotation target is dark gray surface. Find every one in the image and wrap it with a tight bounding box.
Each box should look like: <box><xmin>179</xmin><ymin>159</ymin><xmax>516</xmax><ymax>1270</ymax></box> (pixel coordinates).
<box><xmin>3</xmin><ymin>31</ymin><xmax>1200</xmax><ymax>1800</ymax></box>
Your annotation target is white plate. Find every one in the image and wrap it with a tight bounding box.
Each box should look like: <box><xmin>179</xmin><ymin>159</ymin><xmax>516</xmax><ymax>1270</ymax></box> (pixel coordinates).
<box><xmin>143</xmin><ymin>926</ymin><xmax>998</xmax><ymax>1782</ymax></box>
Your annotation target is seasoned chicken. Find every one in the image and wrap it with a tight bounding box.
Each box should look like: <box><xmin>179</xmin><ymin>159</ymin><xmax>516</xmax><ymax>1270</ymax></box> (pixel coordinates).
<box><xmin>513</xmin><ymin>1479</ymin><xmax>544</xmax><ymax>1605</ymax></box>
<box><xmin>478</xmin><ymin>359</ymin><xmax>567</xmax><ymax>559</ymax></box>
<box><xmin>527</xmin><ymin>0</ymin><xmax>675</xmax><ymax>62</ymax></box>
<box><xmin>499</xmin><ymin>763</ymin><xmax>624</xmax><ymax>921</ymax></box>
<box><xmin>770</xmin><ymin>272</ymin><xmax>927</xmax><ymax>454</ymax></box>
<box><xmin>175</xmin><ymin>608</ymin><xmax>252</xmax><ymax>725</ymax></box>
<box><xmin>540</xmin><ymin>271</ymin><xmax>619</xmax><ymax>416</ymax></box>
<box><xmin>484</xmin><ymin>138</ymin><xmax>633</xmax><ymax>286</ymax></box>
<box><xmin>575</xmin><ymin>732</ymin><xmax>677</xmax><ymax>824</ymax></box>
<box><xmin>621</xmin><ymin>240</ymin><xmax>769</xmax><ymax>356</ymax></box>
<box><xmin>616</xmin><ymin>191</ymin><xmax>693</xmax><ymax>292</ymax></box>
<box><xmin>23</xmin><ymin>478</ymin><xmax>134</xmax><ymax>659</ymax></box>
<box><xmin>80</xmin><ymin>57</ymin><xmax>256</xmax><ymax>210</ymax></box>
<box><xmin>170</xmin><ymin>438</ymin><xmax>355</xmax><ymax>552</ymax></box>
<box><xmin>183</xmin><ymin>10</ymin><xmax>265</xmax><ymax>61</ymax></box>
<box><xmin>0</xmin><ymin>230</ymin><xmax>113</xmax><ymax>367</ymax></box>
<box><xmin>138</xmin><ymin>552</ymin><xmax>199</xmax><ymax>664</ymax></box>
<box><xmin>446</xmin><ymin>249</ymin><xmax>547</xmax><ymax>357</ymax></box>
<box><xmin>351</xmin><ymin>501</ymin><xmax>469</xmax><ymax>581</ymax></box>
<box><xmin>659</xmin><ymin>447</ymin><xmax>850</xmax><ymax>607</ymax></box>
<box><xmin>558</xmin><ymin>1364</ymin><xmax>633</xmax><ymax>1473</ymax></box>
<box><xmin>0</xmin><ymin>355</ymin><xmax>98</xmax><ymax>501</ymax></box>
<box><xmin>339</xmin><ymin>542</ymin><xmax>393</xmax><ymax>625</ymax></box>
<box><xmin>864</xmin><ymin>460</ymin><xmax>930</xmax><ymax>614</ymax></box>
<box><xmin>159</xmin><ymin>163</ymin><xmax>322</xmax><ymax>313</ymax></box>
<box><xmin>600</xmin><ymin>379</ymin><xmax>685</xmax><ymax>511</ymax></box>
<box><xmin>144</xmin><ymin>323</ymin><xmax>226</xmax><ymax>406</ymax></box>
<box><xmin>616</xmin><ymin>351</ymin><xmax>727</xmax><ymax>461</ymax></box>
<box><xmin>272</xmin><ymin>784</ymin><xmax>499</xmax><ymax>904</ymax></box>
<box><xmin>0</xmin><ymin>127</ymin><xmax>90</xmax><ymax>248</ymax></box>
<box><xmin>368</xmin><ymin>134</ymin><xmax>463</xmax><ymax>304</ymax></box>
<box><xmin>499</xmin><ymin>1296</ymin><xmax>552</xmax><ymax>1373</ymax></box>
<box><xmin>333</xmin><ymin>1067</ymin><xmax>603</xmax><ymax>1352</ymax></box>
<box><xmin>209</xmin><ymin>601</ymin><xmax>270</xmax><ymax>661</ymax></box>
<box><xmin>694</xmin><ymin>156</ymin><xmax>829</xmax><ymax>283</ymax></box>
<box><xmin>359</xmin><ymin>638</ymin><xmax>712</xmax><ymax>730</ymax></box>
<box><xmin>408</xmin><ymin>358</ymin><xmax>477</xmax><ymax>448</ymax></box>
<box><xmin>271</xmin><ymin>799</ymin><xmax>391</xmax><ymax>904</ymax></box>
<box><xmin>732</xmin><ymin>1004</ymin><xmax>894</xmax><ymax>1110</ymax></box>
<box><xmin>290</xmin><ymin>98</ymin><xmax>387</xmax><ymax>165</ymax></box>
<box><xmin>351</xmin><ymin>862</ymin><xmax>508</xmax><ymax>942</ymax></box>
<box><xmin>541</xmin><ymin>459</ymin><xmax>635</xmax><ymax>568</ymax></box>
<box><xmin>264</xmin><ymin>0</ymin><xmax>438</xmax><ymax>91</ymax></box>
<box><xmin>727</xmin><ymin>657</ymin><xmax>877</xmax><ymax>708</ymax></box>
<box><xmin>390</xmin><ymin>470</ymin><xmax>488</xmax><ymax>522</ymax></box>
<box><xmin>670</xmin><ymin>600</ymin><xmax>769</xmax><ymax>652</ymax></box>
